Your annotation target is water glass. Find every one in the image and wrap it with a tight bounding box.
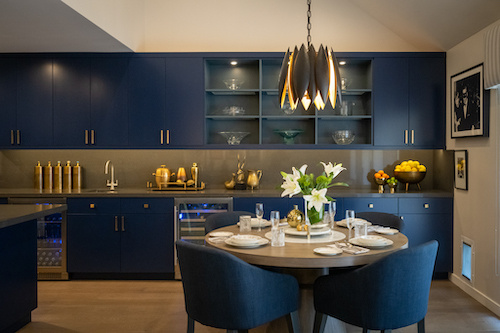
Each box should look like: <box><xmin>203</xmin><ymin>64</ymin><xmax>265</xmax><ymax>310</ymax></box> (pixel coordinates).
<box><xmin>345</xmin><ymin>210</ymin><xmax>355</xmax><ymax>239</ymax></box>
<box><xmin>270</xmin><ymin>210</ymin><xmax>280</xmax><ymax>230</ymax></box>
<box><xmin>239</xmin><ymin>215</ymin><xmax>252</xmax><ymax>234</ymax></box>
<box><xmin>255</xmin><ymin>203</ymin><xmax>264</xmax><ymax>231</ymax></box>
<box><xmin>354</xmin><ymin>221</ymin><xmax>367</xmax><ymax>238</ymax></box>
<box><xmin>271</xmin><ymin>228</ymin><xmax>285</xmax><ymax>247</ymax></box>
<box><xmin>327</xmin><ymin>201</ymin><xmax>336</xmax><ymax>230</ymax></box>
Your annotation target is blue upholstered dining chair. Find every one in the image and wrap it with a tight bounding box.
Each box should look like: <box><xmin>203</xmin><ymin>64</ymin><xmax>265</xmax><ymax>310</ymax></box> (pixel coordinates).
<box><xmin>313</xmin><ymin>240</ymin><xmax>439</xmax><ymax>333</ymax></box>
<box><xmin>205</xmin><ymin>211</ymin><xmax>255</xmax><ymax>233</ymax></box>
<box><xmin>176</xmin><ymin>240</ymin><xmax>300</xmax><ymax>333</ymax></box>
<box><xmin>355</xmin><ymin>211</ymin><xmax>403</xmax><ymax>230</ymax></box>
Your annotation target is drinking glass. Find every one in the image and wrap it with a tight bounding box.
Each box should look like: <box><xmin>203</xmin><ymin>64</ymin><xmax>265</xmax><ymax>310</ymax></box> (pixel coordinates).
<box><xmin>345</xmin><ymin>210</ymin><xmax>355</xmax><ymax>239</ymax></box>
<box><xmin>271</xmin><ymin>227</ymin><xmax>285</xmax><ymax>247</ymax></box>
<box><xmin>239</xmin><ymin>215</ymin><xmax>251</xmax><ymax>234</ymax></box>
<box><xmin>354</xmin><ymin>221</ymin><xmax>367</xmax><ymax>238</ymax></box>
<box><xmin>270</xmin><ymin>210</ymin><xmax>280</xmax><ymax>229</ymax></box>
<box><xmin>327</xmin><ymin>201</ymin><xmax>337</xmax><ymax>230</ymax></box>
<box><xmin>255</xmin><ymin>203</ymin><xmax>264</xmax><ymax>231</ymax></box>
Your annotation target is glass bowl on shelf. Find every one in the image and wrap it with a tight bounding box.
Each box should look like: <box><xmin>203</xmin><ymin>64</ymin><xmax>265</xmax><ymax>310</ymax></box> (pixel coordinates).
<box><xmin>218</xmin><ymin>131</ymin><xmax>250</xmax><ymax>145</ymax></box>
<box><xmin>222</xmin><ymin>106</ymin><xmax>245</xmax><ymax>116</ymax></box>
<box><xmin>223</xmin><ymin>78</ymin><xmax>244</xmax><ymax>90</ymax></box>
<box><xmin>274</xmin><ymin>129</ymin><xmax>303</xmax><ymax>144</ymax></box>
<box><xmin>332</xmin><ymin>130</ymin><xmax>355</xmax><ymax>145</ymax></box>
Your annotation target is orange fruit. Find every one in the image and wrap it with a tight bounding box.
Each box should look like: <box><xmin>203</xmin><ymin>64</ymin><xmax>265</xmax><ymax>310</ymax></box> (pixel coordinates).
<box><xmin>374</xmin><ymin>173</ymin><xmax>381</xmax><ymax>178</ymax></box>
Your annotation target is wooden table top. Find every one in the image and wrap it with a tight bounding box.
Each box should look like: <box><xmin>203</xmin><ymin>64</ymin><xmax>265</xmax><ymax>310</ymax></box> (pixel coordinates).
<box><xmin>206</xmin><ymin>225</ymin><xmax>408</xmax><ymax>269</ymax></box>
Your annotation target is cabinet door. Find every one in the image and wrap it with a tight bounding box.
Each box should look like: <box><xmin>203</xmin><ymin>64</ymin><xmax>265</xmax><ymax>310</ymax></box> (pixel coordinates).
<box><xmin>67</xmin><ymin>214</ymin><xmax>121</xmax><ymax>273</ymax></box>
<box><xmin>373</xmin><ymin>57</ymin><xmax>409</xmax><ymax>147</ymax></box>
<box><xmin>91</xmin><ymin>56</ymin><xmax>129</xmax><ymax>147</ymax></box>
<box><xmin>17</xmin><ymin>57</ymin><xmax>53</xmax><ymax>147</ymax></box>
<box><xmin>128</xmin><ymin>57</ymin><xmax>167</xmax><ymax>148</ymax></box>
<box><xmin>409</xmin><ymin>57</ymin><xmax>446</xmax><ymax>148</ymax></box>
<box><xmin>53</xmin><ymin>57</ymin><xmax>91</xmax><ymax>147</ymax></box>
<box><xmin>343</xmin><ymin>197</ymin><xmax>398</xmax><ymax>214</ymax></box>
<box><xmin>165</xmin><ymin>57</ymin><xmax>204</xmax><ymax>146</ymax></box>
<box><xmin>121</xmin><ymin>214</ymin><xmax>173</xmax><ymax>273</ymax></box>
<box><xmin>0</xmin><ymin>58</ymin><xmax>17</xmax><ymax>148</ymax></box>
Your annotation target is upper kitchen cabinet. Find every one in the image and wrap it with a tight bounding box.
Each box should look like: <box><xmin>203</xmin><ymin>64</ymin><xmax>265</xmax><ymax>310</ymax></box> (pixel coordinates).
<box><xmin>128</xmin><ymin>56</ymin><xmax>167</xmax><ymax>148</ymax></box>
<box><xmin>53</xmin><ymin>57</ymin><xmax>91</xmax><ymax>148</ymax></box>
<box><xmin>0</xmin><ymin>58</ymin><xmax>17</xmax><ymax>148</ymax></box>
<box><xmin>90</xmin><ymin>56</ymin><xmax>130</xmax><ymax>147</ymax></box>
<box><xmin>164</xmin><ymin>56</ymin><xmax>204</xmax><ymax>147</ymax></box>
<box><xmin>5</xmin><ymin>57</ymin><xmax>54</xmax><ymax>148</ymax></box>
<box><xmin>373</xmin><ymin>54</ymin><xmax>446</xmax><ymax>148</ymax></box>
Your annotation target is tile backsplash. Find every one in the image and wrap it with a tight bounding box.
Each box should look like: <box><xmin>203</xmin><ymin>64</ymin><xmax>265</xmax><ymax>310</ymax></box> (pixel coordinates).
<box><xmin>0</xmin><ymin>149</ymin><xmax>453</xmax><ymax>191</ymax></box>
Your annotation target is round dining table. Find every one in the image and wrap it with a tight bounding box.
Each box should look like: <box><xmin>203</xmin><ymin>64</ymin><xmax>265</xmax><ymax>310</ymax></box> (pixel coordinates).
<box><xmin>205</xmin><ymin>224</ymin><xmax>408</xmax><ymax>333</ymax></box>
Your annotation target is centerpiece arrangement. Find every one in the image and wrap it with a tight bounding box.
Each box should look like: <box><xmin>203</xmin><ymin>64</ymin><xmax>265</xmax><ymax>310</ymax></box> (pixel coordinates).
<box><xmin>280</xmin><ymin>162</ymin><xmax>348</xmax><ymax>224</ymax></box>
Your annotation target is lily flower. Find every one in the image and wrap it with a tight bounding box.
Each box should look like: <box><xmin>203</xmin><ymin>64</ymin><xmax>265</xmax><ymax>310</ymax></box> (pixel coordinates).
<box><xmin>321</xmin><ymin>162</ymin><xmax>346</xmax><ymax>178</ymax></box>
<box><xmin>281</xmin><ymin>176</ymin><xmax>302</xmax><ymax>198</ymax></box>
<box><xmin>303</xmin><ymin>188</ymin><xmax>329</xmax><ymax>212</ymax></box>
<box><xmin>292</xmin><ymin>164</ymin><xmax>308</xmax><ymax>180</ymax></box>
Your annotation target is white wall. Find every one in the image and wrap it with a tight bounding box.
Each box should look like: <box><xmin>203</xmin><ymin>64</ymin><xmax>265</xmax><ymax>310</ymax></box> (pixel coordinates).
<box><xmin>447</xmin><ymin>19</ymin><xmax>500</xmax><ymax>316</ymax></box>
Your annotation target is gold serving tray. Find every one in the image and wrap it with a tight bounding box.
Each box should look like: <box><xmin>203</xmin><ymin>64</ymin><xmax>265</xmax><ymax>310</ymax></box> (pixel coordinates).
<box><xmin>152</xmin><ymin>182</ymin><xmax>206</xmax><ymax>191</ymax></box>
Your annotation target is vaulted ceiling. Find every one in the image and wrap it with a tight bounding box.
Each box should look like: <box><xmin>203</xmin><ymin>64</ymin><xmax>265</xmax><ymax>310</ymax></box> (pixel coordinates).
<box><xmin>1</xmin><ymin>0</ymin><xmax>500</xmax><ymax>53</ymax></box>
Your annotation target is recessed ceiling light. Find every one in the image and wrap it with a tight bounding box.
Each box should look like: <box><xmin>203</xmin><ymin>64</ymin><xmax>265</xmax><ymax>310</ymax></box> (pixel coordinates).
<box><xmin>230</xmin><ymin>61</ymin><xmax>238</xmax><ymax>66</ymax></box>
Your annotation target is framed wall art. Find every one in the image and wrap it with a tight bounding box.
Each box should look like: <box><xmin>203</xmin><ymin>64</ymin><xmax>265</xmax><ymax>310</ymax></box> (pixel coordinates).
<box><xmin>451</xmin><ymin>64</ymin><xmax>489</xmax><ymax>138</ymax></box>
<box><xmin>454</xmin><ymin>150</ymin><xmax>468</xmax><ymax>190</ymax></box>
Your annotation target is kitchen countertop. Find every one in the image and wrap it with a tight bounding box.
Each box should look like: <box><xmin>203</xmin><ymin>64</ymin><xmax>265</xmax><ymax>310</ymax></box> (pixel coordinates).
<box><xmin>0</xmin><ymin>204</ymin><xmax>67</xmax><ymax>229</ymax></box>
<box><xmin>0</xmin><ymin>187</ymin><xmax>453</xmax><ymax>198</ymax></box>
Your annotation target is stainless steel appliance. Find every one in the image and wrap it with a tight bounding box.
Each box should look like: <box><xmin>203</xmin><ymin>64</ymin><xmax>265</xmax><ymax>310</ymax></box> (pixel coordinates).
<box><xmin>174</xmin><ymin>197</ymin><xmax>233</xmax><ymax>279</ymax></box>
<box><xmin>8</xmin><ymin>197</ymin><xmax>68</xmax><ymax>280</ymax></box>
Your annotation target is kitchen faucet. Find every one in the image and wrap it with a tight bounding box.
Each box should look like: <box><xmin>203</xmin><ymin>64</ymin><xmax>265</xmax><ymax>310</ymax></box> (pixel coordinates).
<box><xmin>105</xmin><ymin>160</ymin><xmax>118</xmax><ymax>191</ymax></box>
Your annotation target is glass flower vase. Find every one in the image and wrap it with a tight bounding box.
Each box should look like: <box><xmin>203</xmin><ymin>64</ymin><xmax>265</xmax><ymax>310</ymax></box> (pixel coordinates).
<box><xmin>303</xmin><ymin>198</ymin><xmax>324</xmax><ymax>225</ymax></box>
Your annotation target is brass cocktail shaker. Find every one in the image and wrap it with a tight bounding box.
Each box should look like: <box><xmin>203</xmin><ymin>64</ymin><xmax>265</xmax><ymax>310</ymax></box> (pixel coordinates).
<box><xmin>63</xmin><ymin>161</ymin><xmax>72</xmax><ymax>191</ymax></box>
<box><xmin>43</xmin><ymin>161</ymin><xmax>53</xmax><ymax>191</ymax></box>
<box><xmin>54</xmin><ymin>161</ymin><xmax>63</xmax><ymax>192</ymax></box>
<box><xmin>73</xmin><ymin>161</ymin><xmax>82</xmax><ymax>190</ymax></box>
<box><xmin>191</xmin><ymin>163</ymin><xmax>199</xmax><ymax>188</ymax></box>
<box><xmin>34</xmin><ymin>161</ymin><xmax>43</xmax><ymax>191</ymax></box>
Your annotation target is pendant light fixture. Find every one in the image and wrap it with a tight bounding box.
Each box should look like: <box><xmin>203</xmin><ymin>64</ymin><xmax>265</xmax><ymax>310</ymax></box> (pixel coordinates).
<box><xmin>278</xmin><ymin>0</ymin><xmax>342</xmax><ymax>111</ymax></box>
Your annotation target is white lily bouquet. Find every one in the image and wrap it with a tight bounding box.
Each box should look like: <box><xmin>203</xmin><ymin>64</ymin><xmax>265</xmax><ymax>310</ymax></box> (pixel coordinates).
<box><xmin>280</xmin><ymin>162</ymin><xmax>348</xmax><ymax>224</ymax></box>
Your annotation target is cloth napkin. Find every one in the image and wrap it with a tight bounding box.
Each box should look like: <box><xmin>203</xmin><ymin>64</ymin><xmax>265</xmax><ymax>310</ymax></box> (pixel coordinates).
<box><xmin>331</xmin><ymin>242</ymin><xmax>370</xmax><ymax>254</ymax></box>
<box><xmin>207</xmin><ymin>236</ymin><xmax>230</xmax><ymax>244</ymax></box>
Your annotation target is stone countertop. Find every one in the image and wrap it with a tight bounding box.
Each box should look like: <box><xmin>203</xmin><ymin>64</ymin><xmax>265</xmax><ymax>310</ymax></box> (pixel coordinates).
<box><xmin>0</xmin><ymin>187</ymin><xmax>453</xmax><ymax>198</ymax></box>
<box><xmin>0</xmin><ymin>204</ymin><xmax>67</xmax><ymax>229</ymax></box>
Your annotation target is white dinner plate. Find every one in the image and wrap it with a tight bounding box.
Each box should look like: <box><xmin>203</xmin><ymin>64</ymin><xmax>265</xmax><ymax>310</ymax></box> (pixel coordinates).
<box><xmin>264</xmin><ymin>231</ymin><xmax>345</xmax><ymax>244</ymax></box>
<box><xmin>373</xmin><ymin>226</ymin><xmax>399</xmax><ymax>235</ymax></box>
<box><xmin>284</xmin><ymin>227</ymin><xmax>332</xmax><ymax>237</ymax></box>
<box><xmin>310</xmin><ymin>223</ymin><xmax>329</xmax><ymax>229</ymax></box>
<box><xmin>336</xmin><ymin>218</ymin><xmax>372</xmax><ymax>228</ymax></box>
<box><xmin>237</xmin><ymin>219</ymin><xmax>271</xmax><ymax>228</ymax></box>
<box><xmin>349</xmin><ymin>235</ymin><xmax>393</xmax><ymax>248</ymax></box>
<box><xmin>225</xmin><ymin>236</ymin><xmax>269</xmax><ymax>248</ymax></box>
<box><xmin>209</xmin><ymin>231</ymin><xmax>234</xmax><ymax>237</ymax></box>
<box><xmin>314</xmin><ymin>247</ymin><xmax>343</xmax><ymax>256</ymax></box>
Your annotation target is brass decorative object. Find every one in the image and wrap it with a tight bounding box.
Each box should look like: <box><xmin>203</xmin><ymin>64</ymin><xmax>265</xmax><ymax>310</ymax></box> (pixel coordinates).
<box><xmin>287</xmin><ymin>205</ymin><xmax>305</xmax><ymax>228</ymax></box>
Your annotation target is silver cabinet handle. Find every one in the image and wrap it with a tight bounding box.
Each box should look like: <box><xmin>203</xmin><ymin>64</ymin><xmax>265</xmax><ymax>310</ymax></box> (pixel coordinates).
<box><xmin>121</xmin><ymin>216</ymin><xmax>125</xmax><ymax>231</ymax></box>
<box><xmin>114</xmin><ymin>216</ymin><xmax>118</xmax><ymax>231</ymax></box>
<box><xmin>404</xmin><ymin>130</ymin><xmax>408</xmax><ymax>145</ymax></box>
<box><xmin>91</xmin><ymin>130</ymin><xmax>95</xmax><ymax>145</ymax></box>
<box><xmin>411</xmin><ymin>130</ymin><xmax>415</xmax><ymax>144</ymax></box>
<box><xmin>160</xmin><ymin>130</ymin><xmax>164</xmax><ymax>145</ymax></box>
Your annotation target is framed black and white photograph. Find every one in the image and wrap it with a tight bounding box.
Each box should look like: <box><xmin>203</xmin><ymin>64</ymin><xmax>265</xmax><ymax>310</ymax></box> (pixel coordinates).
<box><xmin>454</xmin><ymin>150</ymin><xmax>468</xmax><ymax>190</ymax></box>
<box><xmin>451</xmin><ymin>64</ymin><xmax>489</xmax><ymax>138</ymax></box>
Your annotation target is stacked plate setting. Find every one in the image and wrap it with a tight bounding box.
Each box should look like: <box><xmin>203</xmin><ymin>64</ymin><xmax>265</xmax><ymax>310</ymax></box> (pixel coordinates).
<box><xmin>225</xmin><ymin>234</ymin><xmax>269</xmax><ymax>248</ymax></box>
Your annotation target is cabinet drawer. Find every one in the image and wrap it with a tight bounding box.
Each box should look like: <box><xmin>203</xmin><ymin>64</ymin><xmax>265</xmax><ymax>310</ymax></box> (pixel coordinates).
<box><xmin>120</xmin><ymin>198</ymin><xmax>171</xmax><ymax>214</ymax></box>
<box><xmin>343</xmin><ymin>198</ymin><xmax>398</xmax><ymax>214</ymax></box>
<box><xmin>67</xmin><ymin>198</ymin><xmax>121</xmax><ymax>215</ymax></box>
<box><xmin>398</xmin><ymin>198</ymin><xmax>452</xmax><ymax>214</ymax></box>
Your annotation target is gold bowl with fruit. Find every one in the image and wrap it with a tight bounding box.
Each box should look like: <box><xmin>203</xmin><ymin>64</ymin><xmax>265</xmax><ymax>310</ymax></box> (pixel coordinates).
<box><xmin>394</xmin><ymin>160</ymin><xmax>426</xmax><ymax>191</ymax></box>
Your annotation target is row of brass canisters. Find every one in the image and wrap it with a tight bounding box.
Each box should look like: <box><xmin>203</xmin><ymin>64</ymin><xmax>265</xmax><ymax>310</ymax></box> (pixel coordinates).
<box><xmin>34</xmin><ymin>161</ymin><xmax>82</xmax><ymax>191</ymax></box>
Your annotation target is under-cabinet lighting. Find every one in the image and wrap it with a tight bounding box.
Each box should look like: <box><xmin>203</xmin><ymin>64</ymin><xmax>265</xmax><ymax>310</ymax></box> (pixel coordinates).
<box><xmin>230</xmin><ymin>61</ymin><xmax>238</xmax><ymax>66</ymax></box>
<box><xmin>339</xmin><ymin>61</ymin><xmax>346</xmax><ymax>66</ymax></box>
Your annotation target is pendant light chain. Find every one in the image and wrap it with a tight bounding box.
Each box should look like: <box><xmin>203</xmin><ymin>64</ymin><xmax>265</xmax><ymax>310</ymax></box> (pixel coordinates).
<box><xmin>307</xmin><ymin>0</ymin><xmax>312</xmax><ymax>47</ymax></box>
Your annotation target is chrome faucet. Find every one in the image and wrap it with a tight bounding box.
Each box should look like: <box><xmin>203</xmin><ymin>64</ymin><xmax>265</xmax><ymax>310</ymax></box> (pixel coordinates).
<box><xmin>105</xmin><ymin>160</ymin><xmax>118</xmax><ymax>191</ymax></box>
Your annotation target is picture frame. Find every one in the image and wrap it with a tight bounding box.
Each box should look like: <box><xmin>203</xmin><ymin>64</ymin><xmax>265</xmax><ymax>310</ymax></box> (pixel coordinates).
<box><xmin>451</xmin><ymin>64</ymin><xmax>489</xmax><ymax>138</ymax></box>
<box><xmin>454</xmin><ymin>150</ymin><xmax>468</xmax><ymax>190</ymax></box>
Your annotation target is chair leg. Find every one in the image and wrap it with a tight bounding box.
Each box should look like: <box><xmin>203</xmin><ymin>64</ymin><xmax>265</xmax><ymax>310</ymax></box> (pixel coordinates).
<box><xmin>285</xmin><ymin>311</ymin><xmax>300</xmax><ymax>333</ymax></box>
<box><xmin>418</xmin><ymin>318</ymin><xmax>425</xmax><ymax>333</ymax></box>
<box><xmin>187</xmin><ymin>316</ymin><xmax>195</xmax><ymax>333</ymax></box>
<box><xmin>313</xmin><ymin>311</ymin><xmax>327</xmax><ymax>333</ymax></box>
<box><xmin>381</xmin><ymin>330</ymin><xmax>392</xmax><ymax>333</ymax></box>
<box><xmin>362</xmin><ymin>329</ymin><xmax>369</xmax><ymax>333</ymax></box>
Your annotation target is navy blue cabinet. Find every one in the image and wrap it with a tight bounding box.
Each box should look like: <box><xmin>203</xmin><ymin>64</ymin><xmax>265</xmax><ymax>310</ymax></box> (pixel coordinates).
<box><xmin>165</xmin><ymin>57</ymin><xmax>204</xmax><ymax>146</ymax></box>
<box><xmin>128</xmin><ymin>56</ymin><xmax>167</xmax><ymax>148</ymax></box>
<box><xmin>373</xmin><ymin>55</ymin><xmax>446</xmax><ymax>148</ymax></box>
<box><xmin>0</xmin><ymin>58</ymin><xmax>17</xmax><ymax>148</ymax></box>
<box><xmin>90</xmin><ymin>56</ymin><xmax>130</xmax><ymax>147</ymax></box>
<box><xmin>67</xmin><ymin>197</ymin><xmax>174</xmax><ymax>275</ymax></box>
<box><xmin>53</xmin><ymin>57</ymin><xmax>91</xmax><ymax>147</ymax></box>
<box><xmin>16</xmin><ymin>57</ymin><xmax>53</xmax><ymax>147</ymax></box>
<box><xmin>343</xmin><ymin>197</ymin><xmax>398</xmax><ymax>214</ymax></box>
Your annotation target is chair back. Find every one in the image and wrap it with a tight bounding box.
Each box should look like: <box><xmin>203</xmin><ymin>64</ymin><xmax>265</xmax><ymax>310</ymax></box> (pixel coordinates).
<box><xmin>176</xmin><ymin>240</ymin><xmax>298</xmax><ymax>330</ymax></box>
<box><xmin>205</xmin><ymin>211</ymin><xmax>255</xmax><ymax>233</ymax></box>
<box><xmin>355</xmin><ymin>211</ymin><xmax>403</xmax><ymax>230</ymax></box>
<box><xmin>314</xmin><ymin>240</ymin><xmax>438</xmax><ymax>330</ymax></box>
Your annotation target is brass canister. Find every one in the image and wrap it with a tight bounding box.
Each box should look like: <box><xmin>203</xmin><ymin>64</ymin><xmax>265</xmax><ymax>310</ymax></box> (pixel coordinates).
<box><xmin>191</xmin><ymin>163</ymin><xmax>199</xmax><ymax>188</ymax></box>
<box><xmin>34</xmin><ymin>161</ymin><xmax>43</xmax><ymax>191</ymax></box>
<box><xmin>72</xmin><ymin>161</ymin><xmax>82</xmax><ymax>190</ymax></box>
<box><xmin>63</xmin><ymin>161</ymin><xmax>72</xmax><ymax>191</ymax></box>
<box><xmin>53</xmin><ymin>161</ymin><xmax>63</xmax><ymax>192</ymax></box>
<box><xmin>177</xmin><ymin>167</ymin><xmax>187</xmax><ymax>182</ymax></box>
<box><xmin>153</xmin><ymin>165</ymin><xmax>171</xmax><ymax>189</ymax></box>
<box><xmin>43</xmin><ymin>161</ymin><xmax>53</xmax><ymax>191</ymax></box>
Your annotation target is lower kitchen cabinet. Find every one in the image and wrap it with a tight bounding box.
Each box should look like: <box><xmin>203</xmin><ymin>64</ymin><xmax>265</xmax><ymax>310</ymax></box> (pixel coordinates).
<box><xmin>67</xmin><ymin>197</ymin><xmax>174</xmax><ymax>277</ymax></box>
<box><xmin>399</xmin><ymin>197</ymin><xmax>453</xmax><ymax>276</ymax></box>
<box><xmin>343</xmin><ymin>197</ymin><xmax>398</xmax><ymax>214</ymax></box>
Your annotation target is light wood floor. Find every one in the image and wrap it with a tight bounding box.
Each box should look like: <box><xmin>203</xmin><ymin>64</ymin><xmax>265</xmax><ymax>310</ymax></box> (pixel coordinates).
<box><xmin>17</xmin><ymin>279</ymin><xmax>500</xmax><ymax>333</ymax></box>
